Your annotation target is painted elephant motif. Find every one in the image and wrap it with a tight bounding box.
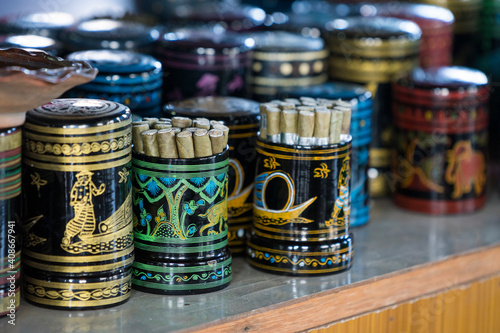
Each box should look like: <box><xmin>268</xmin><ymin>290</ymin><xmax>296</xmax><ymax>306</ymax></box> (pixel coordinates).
<box><xmin>445</xmin><ymin>140</ymin><xmax>486</xmax><ymax>199</ymax></box>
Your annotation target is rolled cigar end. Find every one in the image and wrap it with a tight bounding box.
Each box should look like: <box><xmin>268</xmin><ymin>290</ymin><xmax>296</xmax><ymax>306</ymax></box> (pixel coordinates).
<box><xmin>329</xmin><ymin>111</ymin><xmax>343</xmax><ymax>144</ymax></box>
<box><xmin>298</xmin><ymin>111</ymin><xmax>315</xmax><ymax>139</ymax></box>
<box><xmin>157</xmin><ymin>128</ymin><xmax>178</xmax><ymax>158</ymax></box>
<box><xmin>142</xmin><ymin>117</ymin><xmax>159</xmax><ymax>128</ymax></box>
<box><xmin>176</xmin><ymin>130</ymin><xmax>195</xmax><ymax>158</ymax></box>
<box><xmin>186</xmin><ymin>127</ymin><xmax>200</xmax><ymax>133</ymax></box>
<box><xmin>284</xmin><ymin>98</ymin><xmax>301</xmax><ymax>105</ymax></box>
<box><xmin>278</xmin><ymin>102</ymin><xmax>295</xmax><ymax>110</ymax></box>
<box><xmin>266</xmin><ymin>107</ymin><xmax>281</xmax><ymax>136</ymax></box>
<box><xmin>159</xmin><ymin>118</ymin><xmax>172</xmax><ymax>123</ymax></box>
<box><xmin>154</xmin><ymin>122</ymin><xmax>173</xmax><ymax>130</ymax></box>
<box><xmin>210</xmin><ymin>120</ymin><xmax>223</xmax><ymax>128</ymax></box>
<box><xmin>132</xmin><ymin>124</ymin><xmax>150</xmax><ymax>154</ymax></box>
<box><xmin>209</xmin><ymin>129</ymin><xmax>225</xmax><ymax>155</ymax></box>
<box><xmin>194</xmin><ymin>118</ymin><xmax>211</xmax><ymax>130</ymax></box>
<box><xmin>297</xmin><ymin>106</ymin><xmax>315</xmax><ymax>112</ymax></box>
<box><xmin>141</xmin><ymin>129</ymin><xmax>160</xmax><ymax>157</ymax></box>
<box><xmin>132</xmin><ymin>120</ymin><xmax>149</xmax><ymax>126</ymax></box>
<box><xmin>172</xmin><ymin>116</ymin><xmax>193</xmax><ymax>128</ymax></box>
<box><xmin>213</xmin><ymin>124</ymin><xmax>229</xmax><ymax>147</ymax></box>
<box><xmin>314</xmin><ymin>109</ymin><xmax>332</xmax><ymax>139</ymax></box>
<box><xmin>335</xmin><ymin>106</ymin><xmax>352</xmax><ymax>135</ymax></box>
<box><xmin>194</xmin><ymin>129</ymin><xmax>213</xmax><ymax>157</ymax></box>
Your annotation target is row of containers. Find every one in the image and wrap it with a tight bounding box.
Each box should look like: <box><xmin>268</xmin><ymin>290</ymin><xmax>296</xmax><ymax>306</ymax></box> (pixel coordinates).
<box><xmin>0</xmin><ymin>2</ymin><xmax>494</xmax><ymax>314</ymax></box>
<box><xmin>0</xmin><ymin>63</ymin><xmax>490</xmax><ymax>311</ymax></box>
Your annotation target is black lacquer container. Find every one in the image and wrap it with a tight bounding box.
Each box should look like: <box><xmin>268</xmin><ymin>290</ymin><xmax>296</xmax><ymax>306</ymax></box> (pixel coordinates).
<box><xmin>155</xmin><ymin>29</ymin><xmax>253</xmax><ymax>103</ymax></box>
<box><xmin>0</xmin><ymin>127</ymin><xmax>21</xmax><ymax>316</ymax></box>
<box><xmin>22</xmin><ymin>99</ymin><xmax>133</xmax><ymax>309</ymax></box>
<box><xmin>0</xmin><ymin>34</ymin><xmax>62</xmax><ymax>56</ymax></box>
<box><xmin>249</xmin><ymin>31</ymin><xmax>328</xmax><ymax>102</ymax></box>
<box><xmin>164</xmin><ymin>96</ymin><xmax>260</xmax><ymax>254</ymax></box>
<box><xmin>247</xmin><ymin>136</ymin><xmax>354</xmax><ymax>275</ymax></box>
<box><xmin>0</xmin><ymin>12</ymin><xmax>75</xmax><ymax>39</ymax></box>
<box><xmin>61</xmin><ymin>19</ymin><xmax>160</xmax><ymax>54</ymax></box>
<box><xmin>132</xmin><ymin>150</ymin><xmax>231</xmax><ymax>294</ymax></box>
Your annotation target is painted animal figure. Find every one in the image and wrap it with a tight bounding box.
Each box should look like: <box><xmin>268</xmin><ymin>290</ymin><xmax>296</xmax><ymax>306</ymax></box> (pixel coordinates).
<box><xmin>199</xmin><ymin>199</ymin><xmax>227</xmax><ymax>235</ymax></box>
<box><xmin>445</xmin><ymin>140</ymin><xmax>486</xmax><ymax>199</ymax></box>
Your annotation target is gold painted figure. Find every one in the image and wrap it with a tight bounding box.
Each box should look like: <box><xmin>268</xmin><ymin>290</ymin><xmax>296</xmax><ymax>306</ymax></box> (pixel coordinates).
<box><xmin>62</xmin><ymin>170</ymin><xmax>106</xmax><ymax>245</ymax></box>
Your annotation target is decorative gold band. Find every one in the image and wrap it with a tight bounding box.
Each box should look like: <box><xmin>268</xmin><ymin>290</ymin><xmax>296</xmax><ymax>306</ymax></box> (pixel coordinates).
<box><xmin>0</xmin><ymin>130</ymin><xmax>21</xmax><ymax>153</ymax></box>
<box><xmin>251</xmin><ymin>74</ymin><xmax>328</xmax><ymax>87</ymax></box>
<box><xmin>23</xmin><ymin>155</ymin><xmax>131</xmax><ymax>172</ymax></box>
<box><xmin>24</xmin><ymin>118</ymin><xmax>132</xmax><ymax>135</ymax></box>
<box><xmin>23</xmin><ymin>255</ymin><xmax>134</xmax><ymax>273</ymax></box>
<box><xmin>253</xmin><ymin>49</ymin><xmax>328</xmax><ymax>62</ymax></box>
<box><xmin>23</xmin><ymin>246</ymin><xmax>134</xmax><ymax>264</ymax></box>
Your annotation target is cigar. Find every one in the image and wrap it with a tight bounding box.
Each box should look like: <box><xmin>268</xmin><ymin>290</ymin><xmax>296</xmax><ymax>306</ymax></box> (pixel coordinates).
<box><xmin>193</xmin><ymin>129</ymin><xmax>213</xmax><ymax>157</ymax></box>
<box><xmin>334</xmin><ymin>100</ymin><xmax>352</xmax><ymax>108</ymax></box>
<box><xmin>210</xmin><ymin>120</ymin><xmax>223</xmax><ymax>128</ymax></box>
<box><xmin>154</xmin><ymin>121</ymin><xmax>172</xmax><ymax>130</ymax></box>
<box><xmin>185</xmin><ymin>127</ymin><xmax>200</xmax><ymax>133</ymax></box>
<box><xmin>132</xmin><ymin>123</ymin><xmax>150</xmax><ymax>154</ymax></box>
<box><xmin>284</xmin><ymin>98</ymin><xmax>301</xmax><ymax>105</ymax></box>
<box><xmin>209</xmin><ymin>129</ymin><xmax>225</xmax><ymax>154</ymax></box>
<box><xmin>176</xmin><ymin>130</ymin><xmax>195</xmax><ymax>158</ymax></box>
<box><xmin>278</xmin><ymin>102</ymin><xmax>295</xmax><ymax>110</ymax></box>
<box><xmin>266</xmin><ymin>107</ymin><xmax>281</xmax><ymax>143</ymax></box>
<box><xmin>159</xmin><ymin>118</ymin><xmax>172</xmax><ymax>123</ymax></box>
<box><xmin>280</xmin><ymin>110</ymin><xmax>298</xmax><ymax>145</ymax></box>
<box><xmin>157</xmin><ymin>128</ymin><xmax>178</xmax><ymax>158</ymax></box>
<box><xmin>298</xmin><ymin>111</ymin><xmax>315</xmax><ymax>146</ymax></box>
<box><xmin>142</xmin><ymin>117</ymin><xmax>159</xmax><ymax>128</ymax></box>
<box><xmin>299</xmin><ymin>96</ymin><xmax>316</xmax><ymax>103</ymax></box>
<box><xmin>297</xmin><ymin>106</ymin><xmax>315</xmax><ymax>112</ymax></box>
<box><xmin>194</xmin><ymin>118</ymin><xmax>210</xmax><ymax>130</ymax></box>
<box><xmin>213</xmin><ymin>124</ymin><xmax>229</xmax><ymax>147</ymax></box>
<box><xmin>329</xmin><ymin>111</ymin><xmax>343</xmax><ymax>144</ymax></box>
<box><xmin>313</xmin><ymin>109</ymin><xmax>332</xmax><ymax>146</ymax></box>
<box><xmin>259</xmin><ymin>104</ymin><xmax>269</xmax><ymax>140</ymax></box>
<box><xmin>132</xmin><ymin>120</ymin><xmax>149</xmax><ymax>126</ymax></box>
<box><xmin>335</xmin><ymin>106</ymin><xmax>352</xmax><ymax>135</ymax></box>
<box><xmin>141</xmin><ymin>129</ymin><xmax>160</xmax><ymax>157</ymax></box>
<box><xmin>172</xmin><ymin>116</ymin><xmax>192</xmax><ymax>129</ymax></box>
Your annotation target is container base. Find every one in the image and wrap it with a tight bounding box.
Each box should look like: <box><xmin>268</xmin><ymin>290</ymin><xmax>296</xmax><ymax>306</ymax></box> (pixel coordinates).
<box><xmin>393</xmin><ymin>193</ymin><xmax>486</xmax><ymax>215</ymax></box>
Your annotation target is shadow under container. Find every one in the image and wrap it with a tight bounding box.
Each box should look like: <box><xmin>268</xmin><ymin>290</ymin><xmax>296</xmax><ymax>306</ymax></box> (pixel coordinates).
<box><xmin>392</xmin><ymin>67</ymin><xmax>489</xmax><ymax>214</ymax></box>
<box><xmin>249</xmin><ymin>31</ymin><xmax>328</xmax><ymax>102</ymax></box>
<box><xmin>325</xmin><ymin>17</ymin><xmax>421</xmax><ymax>198</ymax></box>
<box><xmin>247</xmin><ymin>136</ymin><xmax>354</xmax><ymax>275</ymax></box>
<box><xmin>164</xmin><ymin>96</ymin><xmax>260</xmax><ymax>255</ymax></box>
<box><xmin>132</xmin><ymin>150</ymin><xmax>232</xmax><ymax>294</ymax></box>
<box><xmin>155</xmin><ymin>29</ymin><xmax>253</xmax><ymax>103</ymax></box>
<box><xmin>66</xmin><ymin>50</ymin><xmax>163</xmax><ymax>120</ymax></box>
<box><xmin>0</xmin><ymin>127</ymin><xmax>21</xmax><ymax>316</ymax></box>
<box><xmin>282</xmin><ymin>82</ymin><xmax>373</xmax><ymax>227</ymax></box>
<box><xmin>22</xmin><ymin>99</ymin><xmax>134</xmax><ymax>309</ymax></box>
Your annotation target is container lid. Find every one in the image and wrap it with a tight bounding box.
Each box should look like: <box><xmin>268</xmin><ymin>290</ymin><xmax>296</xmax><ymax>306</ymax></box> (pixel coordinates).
<box><xmin>174</xmin><ymin>2</ymin><xmax>266</xmax><ymax>32</ymax></box>
<box><xmin>325</xmin><ymin>16</ymin><xmax>421</xmax><ymax>41</ymax></box>
<box><xmin>0</xmin><ymin>12</ymin><xmax>75</xmax><ymax>38</ymax></box>
<box><xmin>250</xmin><ymin>31</ymin><xmax>324</xmax><ymax>52</ymax></box>
<box><xmin>62</xmin><ymin>19</ymin><xmax>160</xmax><ymax>51</ymax></box>
<box><xmin>398</xmin><ymin>66</ymin><xmax>489</xmax><ymax>91</ymax></box>
<box><xmin>159</xmin><ymin>29</ymin><xmax>254</xmax><ymax>55</ymax></box>
<box><xmin>368</xmin><ymin>2</ymin><xmax>454</xmax><ymax>29</ymax></box>
<box><xmin>165</xmin><ymin>96</ymin><xmax>259</xmax><ymax>120</ymax></box>
<box><xmin>67</xmin><ymin>50</ymin><xmax>161</xmax><ymax>75</ymax></box>
<box><xmin>26</xmin><ymin>98</ymin><xmax>131</xmax><ymax>127</ymax></box>
<box><xmin>0</xmin><ymin>34</ymin><xmax>61</xmax><ymax>56</ymax></box>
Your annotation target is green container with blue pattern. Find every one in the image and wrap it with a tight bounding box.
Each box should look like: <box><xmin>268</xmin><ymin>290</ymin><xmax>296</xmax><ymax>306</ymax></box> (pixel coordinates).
<box><xmin>283</xmin><ymin>82</ymin><xmax>373</xmax><ymax>227</ymax></box>
<box><xmin>131</xmin><ymin>149</ymin><xmax>231</xmax><ymax>294</ymax></box>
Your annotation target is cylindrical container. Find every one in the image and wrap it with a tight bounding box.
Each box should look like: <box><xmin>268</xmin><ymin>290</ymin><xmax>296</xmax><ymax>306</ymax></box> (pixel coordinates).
<box><xmin>392</xmin><ymin>67</ymin><xmax>489</xmax><ymax>214</ymax></box>
<box><xmin>370</xmin><ymin>2</ymin><xmax>454</xmax><ymax>68</ymax></box>
<box><xmin>22</xmin><ymin>99</ymin><xmax>133</xmax><ymax>309</ymax></box>
<box><xmin>248</xmin><ymin>136</ymin><xmax>354</xmax><ymax>275</ymax></box>
<box><xmin>61</xmin><ymin>19</ymin><xmax>160</xmax><ymax>54</ymax></box>
<box><xmin>164</xmin><ymin>96</ymin><xmax>259</xmax><ymax>254</ymax></box>
<box><xmin>0</xmin><ymin>12</ymin><xmax>75</xmax><ymax>39</ymax></box>
<box><xmin>481</xmin><ymin>0</ymin><xmax>500</xmax><ymax>52</ymax></box>
<box><xmin>155</xmin><ymin>30</ymin><xmax>253</xmax><ymax>103</ymax></box>
<box><xmin>131</xmin><ymin>150</ymin><xmax>231</xmax><ymax>294</ymax></box>
<box><xmin>325</xmin><ymin>17</ymin><xmax>421</xmax><ymax>197</ymax></box>
<box><xmin>0</xmin><ymin>34</ymin><xmax>63</xmax><ymax>56</ymax></box>
<box><xmin>0</xmin><ymin>127</ymin><xmax>21</xmax><ymax>317</ymax></box>
<box><xmin>249</xmin><ymin>31</ymin><xmax>328</xmax><ymax>102</ymax></box>
<box><xmin>282</xmin><ymin>82</ymin><xmax>372</xmax><ymax>227</ymax></box>
<box><xmin>66</xmin><ymin>50</ymin><xmax>162</xmax><ymax>119</ymax></box>
<box><xmin>411</xmin><ymin>0</ymin><xmax>481</xmax><ymax>66</ymax></box>
<box><xmin>172</xmin><ymin>2</ymin><xmax>266</xmax><ymax>32</ymax></box>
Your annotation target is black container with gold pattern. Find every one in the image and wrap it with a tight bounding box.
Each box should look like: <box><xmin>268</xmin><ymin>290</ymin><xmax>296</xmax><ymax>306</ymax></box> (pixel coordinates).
<box><xmin>249</xmin><ymin>31</ymin><xmax>328</xmax><ymax>102</ymax></box>
<box><xmin>0</xmin><ymin>127</ymin><xmax>21</xmax><ymax>317</ymax></box>
<box><xmin>22</xmin><ymin>99</ymin><xmax>133</xmax><ymax>309</ymax></box>
<box><xmin>164</xmin><ymin>97</ymin><xmax>259</xmax><ymax>254</ymax></box>
<box><xmin>247</xmin><ymin>136</ymin><xmax>354</xmax><ymax>275</ymax></box>
<box><xmin>325</xmin><ymin>17</ymin><xmax>421</xmax><ymax>197</ymax></box>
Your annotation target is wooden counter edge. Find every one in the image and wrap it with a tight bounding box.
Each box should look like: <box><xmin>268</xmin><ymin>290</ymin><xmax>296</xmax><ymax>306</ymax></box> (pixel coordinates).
<box><xmin>181</xmin><ymin>244</ymin><xmax>500</xmax><ymax>333</ymax></box>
